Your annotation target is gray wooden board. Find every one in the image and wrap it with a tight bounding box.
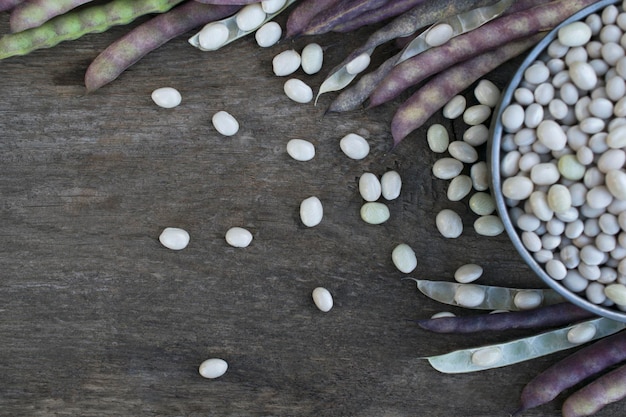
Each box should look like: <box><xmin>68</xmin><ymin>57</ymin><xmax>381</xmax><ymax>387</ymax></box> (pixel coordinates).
<box><xmin>0</xmin><ymin>12</ymin><xmax>621</xmax><ymax>417</ymax></box>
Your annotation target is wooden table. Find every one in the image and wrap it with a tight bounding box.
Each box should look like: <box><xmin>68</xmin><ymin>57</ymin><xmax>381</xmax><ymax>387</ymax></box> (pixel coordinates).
<box><xmin>0</xmin><ymin>11</ymin><xmax>621</xmax><ymax>417</ymax></box>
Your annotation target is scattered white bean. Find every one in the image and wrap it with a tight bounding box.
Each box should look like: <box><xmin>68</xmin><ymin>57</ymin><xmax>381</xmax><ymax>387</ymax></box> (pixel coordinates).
<box><xmin>286</xmin><ymin>139</ymin><xmax>315</xmax><ymax>161</ymax></box>
<box><xmin>427</xmin><ymin>124</ymin><xmax>449</xmax><ymax>153</ymax></box>
<box><xmin>225</xmin><ymin>227</ymin><xmax>253</xmax><ymax>248</ymax></box>
<box><xmin>159</xmin><ymin>227</ymin><xmax>190</xmax><ymax>250</ymax></box>
<box><xmin>212</xmin><ymin>110</ymin><xmax>240</xmax><ymax>136</ymax></box>
<box><xmin>339</xmin><ymin>133</ymin><xmax>370</xmax><ymax>160</ymax></box>
<box><xmin>151</xmin><ymin>87</ymin><xmax>181</xmax><ymax>109</ymax></box>
<box><xmin>359</xmin><ymin>173</ymin><xmax>382</xmax><ymax>202</ymax></box>
<box><xmin>474</xmin><ymin>215</ymin><xmax>504</xmax><ymax>236</ymax></box>
<box><xmin>454</xmin><ymin>263</ymin><xmax>483</xmax><ymax>284</ymax></box>
<box><xmin>463</xmin><ymin>104</ymin><xmax>491</xmax><ymax>126</ymax></box>
<box><xmin>301</xmin><ymin>43</ymin><xmax>323</xmax><ymax>75</ymax></box>
<box><xmin>312</xmin><ymin>287</ymin><xmax>333</xmax><ymax>312</ymax></box>
<box><xmin>392</xmin><ymin>243</ymin><xmax>417</xmax><ymax>273</ymax></box>
<box><xmin>273</xmin><ymin>49</ymin><xmax>301</xmax><ymax>76</ymax></box>
<box><xmin>300</xmin><ymin>196</ymin><xmax>323</xmax><ymax>227</ymax></box>
<box><xmin>474</xmin><ymin>79</ymin><xmax>500</xmax><ymax>107</ymax></box>
<box><xmin>447</xmin><ymin>175</ymin><xmax>472</xmax><ymax>201</ymax></box>
<box><xmin>471</xmin><ymin>162</ymin><xmax>489</xmax><ymax>191</ymax></box>
<box><xmin>199</xmin><ymin>358</ymin><xmax>228</xmax><ymax>379</ymax></box>
<box><xmin>442</xmin><ymin>95</ymin><xmax>466</xmax><ymax>119</ymax></box>
<box><xmin>360</xmin><ymin>202</ymin><xmax>390</xmax><ymax>225</ymax></box>
<box><xmin>436</xmin><ymin>209</ymin><xmax>463</xmax><ymax>238</ymax></box>
<box><xmin>432</xmin><ymin>158</ymin><xmax>463</xmax><ymax>180</ymax></box>
<box><xmin>381</xmin><ymin>170</ymin><xmax>402</xmax><ymax>200</ymax></box>
<box><xmin>469</xmin><ymin>192</ymin><xmax>495</xmax><ymax>216</ymax></box>
<box><xmin>283</xmin><ymin>78</ymin><xmax>313</xmax><ymax>103</ymax></box>
<box><xmin>463</xmin><ymin>124</ymin><xmax>489</xmax><ymax>147</ymax></box>
<box><xmin>448</xmin><ymin>141</ymin><xmax>478</xmax><ymax>163</ymax></box>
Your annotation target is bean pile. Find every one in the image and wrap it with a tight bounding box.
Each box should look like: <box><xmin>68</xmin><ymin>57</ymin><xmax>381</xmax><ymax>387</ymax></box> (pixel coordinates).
<box><xmin>498</xmin><ymin>2</ymin><xmax>626</xmax><ymax>314</ymax></box>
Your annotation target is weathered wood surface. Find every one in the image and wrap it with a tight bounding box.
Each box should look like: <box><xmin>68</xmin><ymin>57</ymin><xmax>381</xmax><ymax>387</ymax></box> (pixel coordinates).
<box><xmin>0</xmin><ymin>11</ymin><xmax>621</xmax><ymax>417</ymax></box>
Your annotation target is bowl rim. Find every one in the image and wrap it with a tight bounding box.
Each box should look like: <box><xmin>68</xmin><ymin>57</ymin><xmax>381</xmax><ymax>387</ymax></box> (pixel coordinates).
<box><xmin>488</xmin><ymin>0</ymin><xmax>626</xmax><ymax>322</ymax></box>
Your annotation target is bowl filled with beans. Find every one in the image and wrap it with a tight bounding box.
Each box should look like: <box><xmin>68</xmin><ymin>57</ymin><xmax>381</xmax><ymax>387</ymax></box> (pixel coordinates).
<box><xmin>490</xmin><ymin>0</ymin><xmax>626</xmax><ymax>322</ymax></box>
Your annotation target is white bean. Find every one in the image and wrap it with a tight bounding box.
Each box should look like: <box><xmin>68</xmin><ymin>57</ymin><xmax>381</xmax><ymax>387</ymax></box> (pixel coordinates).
<box><xmin>283</xmin><ymin>79</ymin><xmax>312</xmax><ymax>103</ymax></box>
<box><xmin>471</xmin><ymin>347</ymin><xmax>503</xmax><ymax>367</ymax></box>
<box><xmin>463</xmin><ymin>104</ymin><xmax>491</xmax><ymax>126</ymax></box>
<box><xmin>469</xmin><ymin>192</ymin><xmax>495</xmax><ymax>216</ymax></box>
<box><xmin>360</xmin><ymin>202</ymin><xmax>390</xmax><ymax>225</ymax></box>
<box><xmin>345</xmin><ymin>53</ymin><xmax>370</xmax><ymax>75</ymax></box>
<box><xmin>286</xmin><ymin>139</ymin><xmax>315</xmax><ymax>161</ymax></box>
<box><xmin>381</xmin><ymin>171</ymin><xmax>402</xmax><ymax>200</ymax></box>
<box><xmin>432</xmin><ymin>158</ymin><xmax>463</xmax><ymax>180</ymax></box>
<box><xmin>197</xmin><ymin>22</ymin><xmax>229</xmax><ymax>50</ymax></box>
<box><xmin>199</xmin><ymin>358</ymin><xmax>228</xmax><ymax>379</ymax></box>
<box><xmin>436</xmin><ymin>209</ymin><xmax>463</xmax><ymax>238</ymax></box>
<box><xmin>454</xmin><ymin>284</ymin><xmax>485</xmax><ymax>307</ymax></box>
<box><xmin>474</xmin><ymin>79</ymin><xmax>500</xmax><ymax>107</ymax></box>
<box><xmin>427</xmin><ymin>124</ymin><xmax>449</xmax><ymax>153</ymax></box>
<box><xmin>359</xmin><ymin>173</ymin><xmax>382</xmax><ymax>202</ymax></box>
<box><xmin>442</xmin><ymin>95</ymin><xmax>466</xmax><ymax>119</ymax></box>
<box><xmin>567</xmin><ymin>322</ymin><xmax>597</xmax><ymax>344</ymax></box>
<box><xmin>273</xmin><ymin>49</ymin><xmax>301</xmax><ymax>76</ymax></box>
<box><xmin>255</xmin><ymin>21</ymin><xmax>282</xmax><ymax>47</ymax></box>
<box><xmin>300</xmin><ymin>196</ymin><xmax>323</xmax><ymax>227</ymax></box>
<box><xmin>447</xmin><ymin>175</ymin><xmax>472</xmax><ymax>201</ymax></box>
<box><xmin>463</xmin><ymin>124</ymin><xmax>489</xmax><ymax>147</ymax></box>
<box><xmin>339</xmin><ymin>133</ymin><xmax>370</xmax><ymax>160</ymax></box>
<box><xmin>225</xmin><ymin>227</ymin><xmax>253</xmax><ymax>248</ymax></box>
<box><xmin>474</xmin><ymin>215</ymin><xmax>504</xmax><ymax>236</ymax></box>
<box><xmin>425</xmin><ymin>23</ymin><xmax>454</xmax><ymax>47</ymax></box>
<box><xmin>235</xmin><ymin>3</ymin><xmax>266</xmax><ymax>31</ymax></box>
<box><xmin>159</xmin><ymin>227</ymin><xmax>190</xmax><ymax>251</ymax></box>
<box><xmin>454</xmin><ymin>264</ymin><xmax>483</xmax><ymax>284</ymax></box>
<box><xmin>312</xmin><ymin>287</ymin><xmax>333</xmax><ymax>312</ymax></box>
<box><xmin>212</xmin><ymin>110</ymin><xmax>240</xmax><ymax>136</ymax></box>
<box><xmin>558</xmin><ymin>21</ymin><xmax>593</xmax><ymax>47</ymax></box>
<box><xmin>448</xmin><ymin>141</ymin><xmax>478</xmax><ymax>163</ymax></box>
<box><xmin>151</xmin><ymin>87</ymin><xmax>182</xmax><ymax>109</ymax></box>
<box><xmin>392</xmin><ymin>243</ymin><xmax>417</xmax><ymax>273</ymax></box>
<box><xmin>261</xmin><ymin>0</ymin><xmax>286</xmax><ymax>13</ymax></box>
<box><xmin>502</xmin><ymin>176</ymin><xmax>534</xmax><ymax>200</ymax></box>
<box><xmin>301</xmin><ymin>43</ymin><xmax>323</xmax><ymax>75</ymax></box>
<box><xmin>513</xmin><ymin>290</ymin><xmax>543</xmax><ymax>310</ymax></box>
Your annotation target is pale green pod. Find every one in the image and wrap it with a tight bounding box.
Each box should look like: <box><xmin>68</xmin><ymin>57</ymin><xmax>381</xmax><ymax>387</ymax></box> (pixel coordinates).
<box><xmin>411</xmin><ymin>279</ymin><xmax>566</xmax><ymax>310</ymax></box>
<box><xmin>0</xmin><ymin>0</ymin><xmax>186</xmax><ymax>59</ymax></box>
<box><xmin>317</xmin><ymin>0</ymin><xmax>513</xmax><ymax>100</ymax></box>
<box><xmin>189</xmin><ymin>0</ymin><xmax>296</xmax><ymax>51</ymax></box>
<box><xmin>425</xmin><ymin>317</ymin><xmax>626</xmax><ymax>373</ymax></box>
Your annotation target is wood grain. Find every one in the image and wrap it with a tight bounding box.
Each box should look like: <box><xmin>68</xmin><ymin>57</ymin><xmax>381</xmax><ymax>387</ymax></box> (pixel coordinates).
<box><xmin>0</xmin><ymin>10</ymin><xmax>620</xmax><ymax>417</ymax></box>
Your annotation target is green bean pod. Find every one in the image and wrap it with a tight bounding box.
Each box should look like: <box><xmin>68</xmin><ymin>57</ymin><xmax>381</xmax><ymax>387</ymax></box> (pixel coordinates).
<box><xmin>0</xmin><ymin>0</ymin><xmax>186</xmax><ymax>60</ymax></box>
<box><xmin>412</xmin><ymin>279</ymin><xmax>566</xmax><ymax>311</ymax></box>
<box><xmin>425</xmin><ymin>317</ymin><xmax>626</xmax><ymax>374</ymax></box>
